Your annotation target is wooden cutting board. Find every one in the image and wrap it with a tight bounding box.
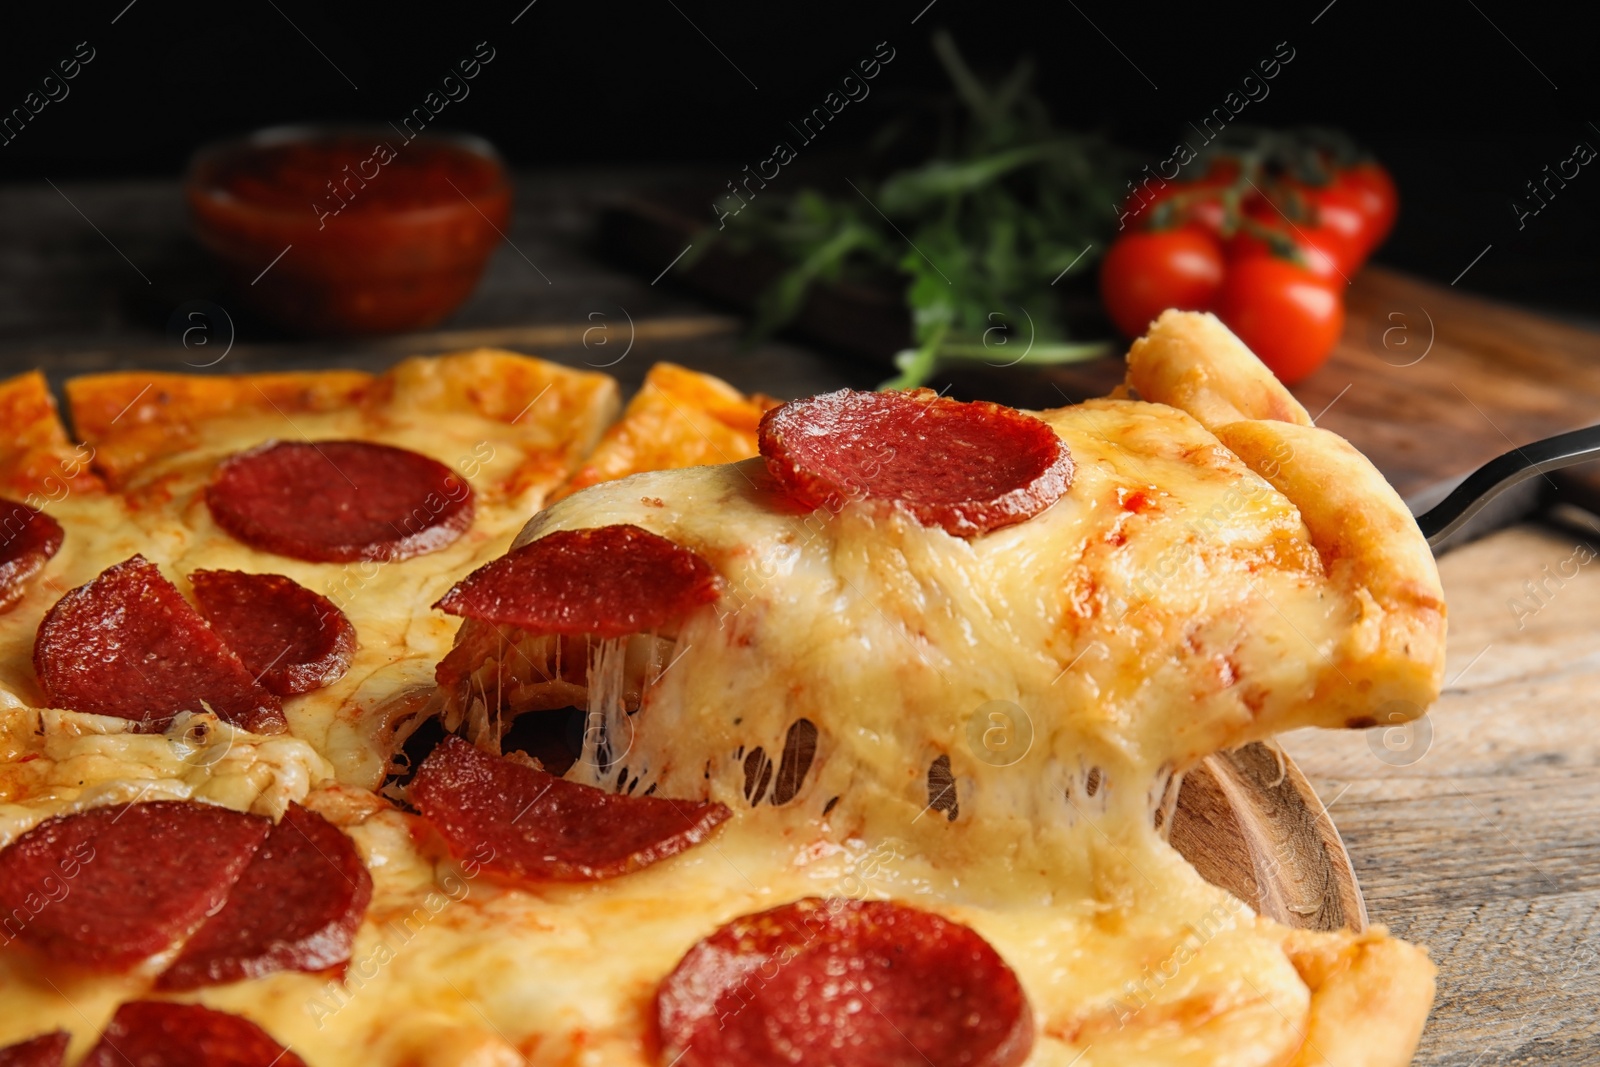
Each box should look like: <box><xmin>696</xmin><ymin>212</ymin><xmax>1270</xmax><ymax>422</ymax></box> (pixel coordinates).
<box><xmin>1171</xmin><ymin>744</ymin><xmax>1365</xmax><ymax>932</ymax></box>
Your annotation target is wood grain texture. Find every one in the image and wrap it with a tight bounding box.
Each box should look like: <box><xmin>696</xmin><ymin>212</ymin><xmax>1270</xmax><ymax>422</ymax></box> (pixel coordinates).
<box><xmin>1172</xmin><ymin>743</ymin><xmax>1368</xmax><ymax>934</ymax></box>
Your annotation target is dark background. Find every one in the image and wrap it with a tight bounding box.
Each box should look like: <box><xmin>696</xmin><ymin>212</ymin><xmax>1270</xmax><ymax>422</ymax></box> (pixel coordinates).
<box><xmin>1</xmin><ymin>0</ymin><xmax>1595</xmax><ymax>320</ymax></box>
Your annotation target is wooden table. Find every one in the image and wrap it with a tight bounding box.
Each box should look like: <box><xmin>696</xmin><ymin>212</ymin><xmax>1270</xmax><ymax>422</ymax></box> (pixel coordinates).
<box><xmin>3</xmin><ymin>174</ymin><xmax>1598</xmax><ymax>1064</ymax></box>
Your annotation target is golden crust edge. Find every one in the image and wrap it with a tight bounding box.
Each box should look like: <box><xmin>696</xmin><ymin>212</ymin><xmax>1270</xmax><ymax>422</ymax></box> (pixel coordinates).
<box><xmin>1284</xmin><ymin>927</ymin><xmax>1437</xmax><ymax>1067</ymax></box>
<box><xmin>0</xmin><ymin>370</ymin><xmax>102</xmax><ymax>496</ymax></box>
<box><xmin>62</xmin><ymin>350</ymin><xmax>621</xmax><ymax>491</ymax></box>
<box><xmin>551</xmin><ymin>361</ymin><xmax>776</xmax><ymax>503</ymax></box>
<box><xmin>63</xmin><ymin>368</ymin><xmax>377</xmax><ymax>486</ymax></box>
<box><xmin>1126</xmin><ymin>309</ymin><xmax>1314</xmax><ymax>428</ymax></box>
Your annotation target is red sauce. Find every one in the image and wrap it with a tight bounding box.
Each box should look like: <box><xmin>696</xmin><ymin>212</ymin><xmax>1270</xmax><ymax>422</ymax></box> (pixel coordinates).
<box><xmin>1121</xmin><ymin>488</ymin><xmax>1158</xmax><ymax>513</ymax></box>
<box><xmin>187</xmin><ymin>130</ymin><xmax>511</xmax><ymax>336</ymax></box>
<box><xmin>205</xmin><ymin>136</ymin><xmax>503</xmax><ymax>215</ymax></box>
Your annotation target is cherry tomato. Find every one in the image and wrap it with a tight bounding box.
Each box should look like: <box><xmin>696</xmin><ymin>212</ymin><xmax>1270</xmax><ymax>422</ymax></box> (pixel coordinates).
<box><xmin>1247</xmin><ymin>192</ymin><xmax>1364</xmax><ymax>274</ymax></box>
<box><xmin>1305</xmin><ymin>184</ymin><xmax>1371</xmax><ymax>262</ymax></box>
<box><xmin>1227</xmin><ymin>210</ymin><xmax>1356</xmax><ymax>283</ymax></box>
<box><xmin>1214</xmin><ymin>256</ymin><xmax>1345</xmax><ymax>384</ymax></box>
<box><xmin>1331</xmin><ymin>162</ymin><xmax>1398</xmax><ymax>252</ymax></box>
<box><xmin>1120</xmin><ymin>160</ymin><xmax>1241</xmax><ymax>237</ymax></box>
<box><xmin>1184</xmin><ymin>159</ymin><xmax>1245</xmax><ymax>238</ymax></box>
<box><xmin>1118</xmin><ymin>183</ymin><xmax>1184</xmax><ymax>231</ymax></box>
<box><xmin>1186</xmin><ymin>195</ymin><xmax>1230</xmax><ymax>240</ymax></box>
<box><xmin>1100</xmin><ymin>229</ymin><xmax>1226</xmax><ymax>338</ymax></box>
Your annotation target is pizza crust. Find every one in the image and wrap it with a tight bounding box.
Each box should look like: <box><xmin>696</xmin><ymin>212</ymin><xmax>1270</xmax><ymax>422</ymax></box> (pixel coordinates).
<box><xmin>67</xmin><ymin>350</ymin><xmax>620</xmax><ymax>498</ymax></box>
<box><xmin>1126</xmin><ymin>310</ymin><xmax>1313</xmax><ymax>428</ymax></box>
<box><xmin>66</xmin><ymin>369</ymin><xmax>374</xmax><ymax>488</ymax></box>
<box><xmin>1215</xmin><ymin>420</ymin><xmax>1446</xmax><ymax>734</ymax></box>
<box><xmin>0</xmin><ymin>370</ymin><xmax>102</xmax><ymax>499</ymax></box>
<box><xmin>553</xmin><ymin>361</ymin><xmax>778</xmax><ymax>502</ymax></box>
<box><xmin>1284</xmin><ymin>927</ymin><xmax>1437</xmax><ymax>1067</ymax></box>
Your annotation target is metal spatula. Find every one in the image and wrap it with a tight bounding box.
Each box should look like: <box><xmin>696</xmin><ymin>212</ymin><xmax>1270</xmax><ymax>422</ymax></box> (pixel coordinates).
<box><xmin>1415</xmin><ymin>424</ymin><xmax>1600</xmax><ymax>550</ymax></box>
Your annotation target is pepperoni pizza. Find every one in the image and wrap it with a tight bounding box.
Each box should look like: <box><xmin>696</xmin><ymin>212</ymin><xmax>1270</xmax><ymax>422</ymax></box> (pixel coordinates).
<box><xmin>0</xmin><ymin>318</ymin><xmax>1444</xmax><ymax>1066</ymax></box>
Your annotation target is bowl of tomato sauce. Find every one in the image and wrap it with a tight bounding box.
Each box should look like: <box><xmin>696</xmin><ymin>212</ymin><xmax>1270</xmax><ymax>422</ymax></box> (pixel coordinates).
<box><xmin>186</xmin><ymin>126</ymin><xmax>511</xmax><ymax>336</ymax></box>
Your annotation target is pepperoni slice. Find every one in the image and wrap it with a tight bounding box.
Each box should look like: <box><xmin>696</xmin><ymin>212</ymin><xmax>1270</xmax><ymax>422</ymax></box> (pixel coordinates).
<box><xmin>0</xmin><ymin>800</ymin><xmax>269</xmax><ymax>971</ymax></box>
<box><xmin>31</xmin><ymin>556</ymin><xmax>283</xmax><ymax>733</ymax></box>
<box><xmin>657</xmin><ymin>898</ymin><xmax>1034</xmax><ymax>1067</ymax></box>
<box><xmin>0</xmin><ymin>499</ymin><xmax>63</xmax><ymax>614</ymax></box>
<box><xmin>0</xmin><ymin>1032</ymin><xmax>68</xmax><ymax>1067</ymax></box>
<box><xmin>410</xmin><ymin>736</ymin><xmax>731</xmax><ymax>882</ymax></box>
<box><xmin>158</xmin><ymin>803</ymin><xmax>372</xmax><ymax>990</ymax></box>
<box><xmin>433</xmin><ymin>525</ymin><xmax>720</xmax><ymax>639</ymax></box>
<box><xmin>759</xmin><ymin>389</ymin><xmax>1073</xmax><ymax>538</ymax></box>
<box><xmin>81</xmin><ymin>1002</ymin><xmax>306</xmax><ymax>1067</ymax></box>
<box><xmin>206</xmin><ymin>439</ymin><xmax>474</xmax><ymax>563</ymax></box>
<box><xmin>190</xmin><ymin>570</ymin><xmax>356</xmax><ymax>697</ymax></box>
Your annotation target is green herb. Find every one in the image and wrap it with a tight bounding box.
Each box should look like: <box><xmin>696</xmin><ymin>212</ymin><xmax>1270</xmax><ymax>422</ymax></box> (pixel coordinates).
<box><xmin>711</xmin><ymin>31</ymin><xmax>1132</xmax><ymax>390</ymax></box>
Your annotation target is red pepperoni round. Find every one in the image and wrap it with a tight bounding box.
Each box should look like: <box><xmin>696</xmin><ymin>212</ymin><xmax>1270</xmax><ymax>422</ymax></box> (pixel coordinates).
<box><xmin>411</xmin><ymin>736</ymin><xmax>731</xmax><ymax>882</ymax></box>
<box><xmin>158</xmin><ymin>802</ymin><xmax>372</xmax><ymax>990</ymax></box>
<box><xmin>657</xmin><ymin>898</ymin><xmax>1034</xmax><ymax>1067</ymax></box>
<box><xmin>81</xmin><ymin>1002</ymin><xmax>306</xmax><ymax>1067</ymax></box>
<box><xmin>0</xmin><ymin>1032</ymin><xmax>68</xmax><ymax>1067</ymax></box>
<box><xmin>31</xmin><ymin>556</ymin><xmax>283</xmax><ymax>734</ymax></box>
<box><xmin>0</xmin><ymin>499</ymin><xmax>63</xmax><ymax>614</ymax></box>
<box><xmin>206</xmin><ymin>439</ymin><xmax>474</xmax><ymax>563</ymax></box>
<box><xmin>0</xmin><ymin>800</ymin><xmax>269</xmax><ymax>971</ymax></box>
<box><xmin>433</xmin><ymin>524</ymin><xmax>720</xmax><ymax>639</ymax></box>
<box><xmin>190</xmin><ymin>570</ymin><xmax>356</xmax><ymax>697</ymax></box>
<box><xmin>759</xmin><ymin>389</ymin><xmax>1073</xmax><ymax>538</ymax></box>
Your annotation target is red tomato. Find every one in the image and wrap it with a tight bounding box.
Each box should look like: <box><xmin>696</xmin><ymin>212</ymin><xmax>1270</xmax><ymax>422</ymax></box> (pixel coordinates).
<box><xmin>1187</xmin><ymin>195</ymin><xmax>1230</xmax><ymax>240</ymax></box>
<box><xmin>1244</xmin><ymin>194</ymin><xmax>1364</xmax><ymax>274</ymax></box>
<box><xmin>1100</xmin><ymin>229</ymin><xmax>1226</xmax><ymax>338</ymax></box>
<box><xmin>1118</xmin><ymin>182</ymin><xmax>1184</xmax><ymax>231</ymax></box>
<box><xmin>1119</xmin><ymin>160</ymin><xmax>1241</xmax><ymax>237</ymax></box>
<box><xmin>1306</xmin><ymin>185</ymin><xmax>1372</xmax><ymax>262</ymax></box>
<box><xmin>1184</xmin><ymin>159</ymin><xmax>1244</xmax><ymax>238</ymax></box>
<box><xmin>1331</xmin><ymin>162</ymin><xmax>1398</xmax><ymax>252</ymax></box>
<box><xmin>1227</xmin><ymin>215</ymin><xmax>1355</xmax><ymax>283</ymax></box>
<box><xmin>1214</xmin><ymin>257</ymin><xmax>1345</xmax><ymax>384</ymax></box>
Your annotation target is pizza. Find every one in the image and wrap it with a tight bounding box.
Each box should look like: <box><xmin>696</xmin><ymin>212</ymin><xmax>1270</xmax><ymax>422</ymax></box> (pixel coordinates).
<box><xmin>0</xmin><ymin>314</ymin><xmax>1445</xmax><ymax>1067</ymax></box>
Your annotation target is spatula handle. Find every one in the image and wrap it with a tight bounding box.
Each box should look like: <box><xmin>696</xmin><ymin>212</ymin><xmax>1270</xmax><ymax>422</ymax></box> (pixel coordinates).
<box><xmin>1416</xmin><ymin>424</ymin><xmax>1600</xmax><ymax>548</ymax></box>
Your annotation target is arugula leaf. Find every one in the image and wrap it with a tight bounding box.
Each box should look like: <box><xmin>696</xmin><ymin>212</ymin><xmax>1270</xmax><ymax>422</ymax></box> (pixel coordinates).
<box><xmin>714</xmin><ymin>31</ymin><xmax>1132</xmax><ymax>389</ymax></box>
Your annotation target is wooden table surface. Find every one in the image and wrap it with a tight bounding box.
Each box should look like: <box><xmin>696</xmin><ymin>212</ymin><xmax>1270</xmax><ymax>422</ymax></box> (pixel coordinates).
<box><xmin>3</xmin><ymin>174</ymin><xmax>1598</xmax><ymax>1065</ymax></box>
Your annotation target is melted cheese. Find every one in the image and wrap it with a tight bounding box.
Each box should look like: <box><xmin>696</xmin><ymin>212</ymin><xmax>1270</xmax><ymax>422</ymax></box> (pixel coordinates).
<box><xmin>0</xmin><ymin>359</ymin><xmax>616</xmax><ymax>789</ymax></box>
<box><xmin>0</xmin><ymin>369</ymin><xmax>1436</xmax><ymax>1065</ymax></box>
<box><xmin>0</xmin><ymin>707</ymin><xmax>332</xmax><ymax>844</ymax></box>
